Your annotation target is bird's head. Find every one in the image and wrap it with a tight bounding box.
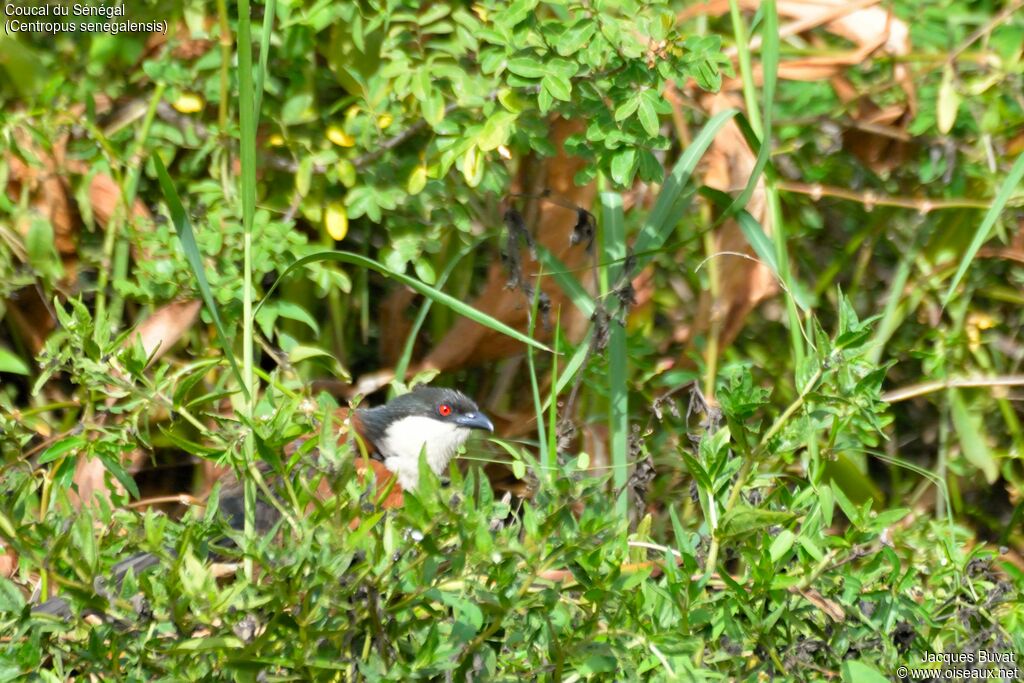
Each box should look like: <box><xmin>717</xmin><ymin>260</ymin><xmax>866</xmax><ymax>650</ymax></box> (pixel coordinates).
<box><xmin>355</xmin><ymin>387</ymin><xmax>494</xmax><ymax>490</ymax></box>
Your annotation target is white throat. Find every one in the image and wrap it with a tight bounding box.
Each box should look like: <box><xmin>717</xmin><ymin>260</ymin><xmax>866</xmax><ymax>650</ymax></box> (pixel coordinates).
<box><xmin>379</xmin><ymin>416</ymin><xmax>470</xmax><ymax>490</ymax></box>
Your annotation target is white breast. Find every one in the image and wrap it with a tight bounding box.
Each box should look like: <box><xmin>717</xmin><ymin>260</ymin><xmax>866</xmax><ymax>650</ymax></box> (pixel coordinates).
<box><xmin>378</xmin><ymin>416</ymin><xmax>470</xmax><ymax>490</ymax></box>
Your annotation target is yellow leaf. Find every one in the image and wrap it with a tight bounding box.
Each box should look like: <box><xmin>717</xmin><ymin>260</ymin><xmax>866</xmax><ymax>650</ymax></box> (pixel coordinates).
<box><xmin>173</xmin><ymin>93</ymin><xmax>204</xmax><ymax>114</ymax></box>
<box><xmin>937</xmin><ymin>65</ymin><xmax>961</xmax><ymax>135</ymax></box>
<box><xmin>377</xmin><ymin>113</ymin><xmax>394</xmax><ymax>130</ymax></box>
<box><xmin>407</xmin><ymin>165</ymin><xmax>427</xmax><ymax>195</ymax></box>
<box><xmin>327</xmin><ymin>125</ymin><xmax>355</xmax><ymax>148</ymax></box>
<box><xmin>461</xmin><ymin>146</ymin><xmax>484</xmax><ymax>188</ymax></box>
<box><xmin>325</xmin><ymin>203</ymin><xmax>348</xmax><ymax>241</ymax></box>
<box><xmin>267</xmin><ymin>133</ymin><xmax>285</xmax><ymax>147</ymax></box>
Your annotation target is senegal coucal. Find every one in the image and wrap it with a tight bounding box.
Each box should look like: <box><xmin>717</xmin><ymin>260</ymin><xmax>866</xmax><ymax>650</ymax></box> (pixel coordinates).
<box><xmin>35</xmin><ymin>386</ymin><xmax>494</xmax><ymax>617</ymax></box>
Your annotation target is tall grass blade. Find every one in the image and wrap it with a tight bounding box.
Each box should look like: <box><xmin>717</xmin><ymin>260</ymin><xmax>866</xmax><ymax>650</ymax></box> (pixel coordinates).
<box><xmin>395</xmin><ymin>239</ymin><xmax>482</xmax><ymax>384</ymax></box>
<box><xmin>634</xmin><ymin>108</ymin><xmax>738</xmax><ymax>264</ymax></box>
<box><xmin>725</xmin><ymin>0</ymin><xmax>777</xmax><ymax>215</ymax></box>
<box><xmin>259</xmin><ymin>251</ymin><xmax>553</xmax><ymax>354</ymax></box>
<box><xmin>152</xmin><ymin>154</ymin><xmax>249</xmax><ymax>400</ymax></box>
<box><xmin>602</xmin><ymin>192</ymin><xmax>629</xmax><ymax>516</ymax></box>
<box><xmin>942</xmin><ymin>151</ymin><xmax>1024</xmax><ymax>306</ymax></box>
<box><xmin>535</xmin><ymin>245</ymin><xmax>595</xmax><ymax>318</ymax></box>
<box><xmin>253</xmin><ymin>0</ymin><xmax>276</xmax><ymax>117</ymax></box>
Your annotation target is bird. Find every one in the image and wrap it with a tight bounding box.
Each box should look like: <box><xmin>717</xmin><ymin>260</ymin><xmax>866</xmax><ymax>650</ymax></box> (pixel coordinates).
<box><xmin>33</xmin><ymin>386</ymin><xmax>494</xmax><ymax>618</ymax></box>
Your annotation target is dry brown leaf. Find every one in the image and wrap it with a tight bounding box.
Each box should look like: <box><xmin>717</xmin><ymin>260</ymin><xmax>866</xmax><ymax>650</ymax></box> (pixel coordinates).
<box><xmin>7</xmin><ymin>129</ymin><xmax>77</xmax><ymax>257</ymax></box>
<box><xmin>89</xmin><ymin>172</ymin><xmax>153</xmax><ymax>228</ymax></box>
<box><xmin>0</xmin><ymin>547</ymin><xmax>17</xmax><ymax>579</ymax></box>
<box><xmin>792</xmin><ymin>586</ymin><xmax>847</xmax><ymax>622</ymax></box>
<box><xmin>129</xmin><ymin>299</ymin><xmax>202</xmax><ymax>363</ymax></box>
<box><xmin>69</xmin><ymin>454</ymin><xmax>124</xmax><ymax>509</ymax></box>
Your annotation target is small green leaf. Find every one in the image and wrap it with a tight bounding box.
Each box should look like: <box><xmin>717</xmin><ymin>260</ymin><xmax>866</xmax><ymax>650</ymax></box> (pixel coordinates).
<box><xmin>407</xmin><ymin>165</ymin><xmax>427</xmax><ymax>195</ymax></box>
<box><xmin>507</xmin><ymin>55</ymin><xmax>546</xmax><ymax>78</ymax></box>
<box><xmin>557</xmin><ymin>20</ymin><xmax>596</xmax><ymax>56</ymax></box>
<box><xmin>478</xmin><ymin>110</ymin><xmax>517</xmax><ymax>151</ymax></box>
<box><xmin>819</xmin><ymin>484</ymin><xmax>834</xmax><ymax>527</ymax></box>
<box><xmin>0</xmin><ymin>346</ymin><xmax>29</xmax><ymax>375</ymax></box>
<box><xmin>289</xmin><ymin>345</ymin><xmax>349</xmax><ymax>379</ymax></box>
<box><xmin>842</xmin><ymin>661</ymin><xmax>889</xmax><ymax>683</ymax></box>
<box><xmin>38</xmin><ymin>436</ymin><xmax>87</xmax><ymax>464</ymax></box>
<box><xmin>719</xmin><ymin>506</ymin><xmax>795</xmax><ymax>538</ymax></box>
<box><xmin>769</xmin><ymin>529</ymin><xmax>795</xmax><ymax>563</ymax></box>
<box><xmin>614</xmin><ymin>96</ymin><xmax>639</xmax><ymax>122</ymax></box>
<box><xmin>937</xmin><ymin>64</ymin><xmax>960</xmax><ymax>134</ymax></box>
<box><xmin>541</xmin><ymin>72</ymin><xmax>571</xmax><ymax>102</ymax></box>
<box><xmin>949</xmin><ymin>388</ymin><xmax>998</xmax><ymax>483</ymax></box>
<box><xmin>609</xmin><ymin>147</ymin><xmax>637</xmax><ymax>186</ymax></box>
<box><xmin>637</xmin><ymin>91</ymin><xmax>660</xmax><ymax>137</ymax></box>
<box><xmin>511</xmin><ymin>459</ymin><xmax>526</xmax><ymax>479</ymax></box>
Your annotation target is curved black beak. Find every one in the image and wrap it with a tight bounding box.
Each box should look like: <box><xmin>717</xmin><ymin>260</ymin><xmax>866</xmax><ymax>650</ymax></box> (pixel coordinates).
<box><xmin>456</xmin><ymin>411</ymin><xmax>494</xmax><ymax>432</ymax></box>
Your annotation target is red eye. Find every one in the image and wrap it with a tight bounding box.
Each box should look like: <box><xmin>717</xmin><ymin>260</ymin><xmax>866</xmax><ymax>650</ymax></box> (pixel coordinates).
<box><xmin>438</xmin><ymin>404</ymin><xmax>452</xmax><ymax>417</ymax></box>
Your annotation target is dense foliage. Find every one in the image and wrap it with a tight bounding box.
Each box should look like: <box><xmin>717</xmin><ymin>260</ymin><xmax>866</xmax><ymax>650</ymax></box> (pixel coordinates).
<box><xmin>1</xmin><ymin>0</ymin><xmax>1023</xmax><ymax>680</ymax></box>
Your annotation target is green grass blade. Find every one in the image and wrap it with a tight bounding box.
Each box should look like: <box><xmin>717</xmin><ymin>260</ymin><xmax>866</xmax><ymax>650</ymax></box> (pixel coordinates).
<box><xmin>152</xmin><ymin>153</ymin><xmax>249</xmax><ymax>401</ymax></box>
<box><xmin>545</xmin><ymin>334</ymin><xmax>590</xmax><ymax>412</ymax></box>
<box><xmin>395</xmin><ymin>239</ymin><xmax>483</xmax><ymax>384</ymax></box>
<box><xmin>258</xmin><ymin>251</ymin><xmax>553</xmax><ymax>354</ymax></box>
<box><xmin>236</xmin><ymin>0</ymin><xmax>258</xmax><ymax>405</ymax></box>
<box><xmin>602</xmin><ymin>192</ymin><xmax>629</xmax><ymax>516</ymax></box>
<box><xmin>735</xmin><ymin>209</ymin><xmax>810</xmax><ymax>311</ymax></box>
<box><xmin>634</xmin><ymin>108</ymin><xmax>739</xmax><ymax>262</ymax></box>
<box><xmin>253</xmin><ymin>0</ymin><xmax>276</xmax><ymax>117</ymax></box>
<box><xmin>235</xmin><ymin>0</ymin><xmax>262</xmax><ymax>584</ymax></box>
<box><xmin>942</xmin><ymin>151</ymin><xmax>1024</xmax><ymax>306</ymax></box>
<box><xmin>535</xmin><ymin>245</ymin><xmax>595</xmax><ymax>318</ymax></box>
<box><xmin>725</xmin><ymin>0</ymin><xmax>777</xmax><ymax>215</ymax></box>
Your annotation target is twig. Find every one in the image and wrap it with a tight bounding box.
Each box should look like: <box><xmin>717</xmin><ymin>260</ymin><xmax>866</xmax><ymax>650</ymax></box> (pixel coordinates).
<box><xmin>882</xmin><ymin>375</ymin><xmax>1024</xmax><ymax>403</ymax></box>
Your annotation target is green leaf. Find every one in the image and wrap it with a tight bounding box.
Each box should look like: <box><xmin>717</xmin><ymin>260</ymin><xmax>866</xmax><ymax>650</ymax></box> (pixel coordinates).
<box><xmin>637</xmin><ymin>148</ymin><xmax>663</xmax><ymax>183</ymax></box>
<box><xmin>633</xmin><ymin>108</ymin><xmax>738</xmax><ymax>265</ymax></box>
<box><xmin>841</xmin><ymin>661</ymin><xmax>889</xmax><ymax>683</ymax></box>
<box><xmin>609</xmin><ymin>147</ymin><xmax>637</xmax><ymax>186</ymax></box>
<box><xmin>819</xmin><ymin>484</ymin><xmax>834</xmax><ymax>528</ymax></box>
<box><xmin>769</xmin><ymin>529</ymin><xmax>795</xmax><ymax>563</ymax></box>
<box><xmin>557</xmin><ymin>20</ymin><xmax>596</xmax><ymax>56</ymax></box>
<box><xmin>614</xmin><ymin>95</ymin><xmax>639</xmax><ymax>122</ymax></box>
<box><xmin>25</xmin><ymin>217</ymin><xmax>63</xmax><ymax>281</ymax></box>
<box><xmin>407</xmin><ymin>165</ymin><xmax>427</xmax><ymax>195</ymax></box>
<box><xmin>830</xmin><ymin>480</ymin><xmax>862</xmax><ymax>528</ymax></box>
<box><xmin>97</xmin><ymin>449</ymin><xmax>142</xmax><ymax>500</ymax></box>
<box><xmin>718</xmin><ymin>506</ymin><xmax>795</xmax><ymax>538</ymax></box>
<box><xmin>937</xmin><ymin>64</ymin><xmax>960</xmax><ymax>134</ymax></box>
<box><xmin>511</xmin><ymin>458</ymin><xmax>526</xmax><ymax>479</ymax></box>
<box><xmin>0</xmin><ymin>345</ymin><xmax>29</xmax><ymax>375</ymax></box>
<box><xmin>479</xmin><ymin>110</ymin><xmax>517</xmax><ymax>151</ymax></box>
<box><xmin>38</xmin><ymin>435</ymin><xmax>86</xmax><ymax>464</ymax></box>
<box><xmin>288</xmin><ymin>345</ymin><xmax>349</xmax><ymax>379</ymax></box>
<box><xmin>949</xmin><ymin>388</ymin><xmax>998</xmax><ymax>483</ymax></box>
<box><xmin>541</xmin><ymin>73</ymin><xmax>571</xmax><ymax>102</ymax></box>
<box><xmin>507</xmin><ymin>55</ymin><xmax>546</xmax><ymax>79</ymax></box>
<box><xmin>637</xmin><ymin>90</ymin><xmax>660</xmax><ymax>137</ymax></box>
